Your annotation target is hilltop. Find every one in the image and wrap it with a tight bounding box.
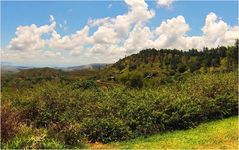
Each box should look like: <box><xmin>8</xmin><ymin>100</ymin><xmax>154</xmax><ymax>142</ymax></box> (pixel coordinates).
<box><xmin>1</xmin><ymin>42</ymin><xmax>238</xmax><ymax>89</ymax></box>
<box><xmin>95</xmin><ymin>43</ymin><xmax>238</xmax><ymax>86</ymax></box>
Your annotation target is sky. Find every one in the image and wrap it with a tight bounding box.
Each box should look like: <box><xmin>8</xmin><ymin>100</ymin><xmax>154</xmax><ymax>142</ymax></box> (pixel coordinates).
<box><xmin>1</xmin><ymin>0</ymin><xmax>238</xmax><ymax>67</ymax></box>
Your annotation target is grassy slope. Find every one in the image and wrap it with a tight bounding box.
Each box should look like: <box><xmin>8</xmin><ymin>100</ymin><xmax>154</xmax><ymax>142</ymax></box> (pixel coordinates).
<box><xmin>96</xmin><ymin>117</ymin><xmax>238</xmax><ymax>149</ymax></box>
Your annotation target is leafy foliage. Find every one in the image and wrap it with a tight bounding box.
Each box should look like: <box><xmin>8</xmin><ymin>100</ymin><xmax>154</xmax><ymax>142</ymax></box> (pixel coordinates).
<box><xmin>1</xmin><ymin>71</ymin><xmax>237</xmax><ymax>147</ymax></box>
<box><xmin>81</xmin><ymin>117</ymin><xmax>132</xmax><ymax>143</ymax></box>
<box><xmin>1</xmin><ymin>102</ymin><xmax>21</xmax><ymax>142</ymax></box>
<box><xmin>2</xmin><ymin>124</ymin><xmax>65</xmax><ymax>149</ymax></box>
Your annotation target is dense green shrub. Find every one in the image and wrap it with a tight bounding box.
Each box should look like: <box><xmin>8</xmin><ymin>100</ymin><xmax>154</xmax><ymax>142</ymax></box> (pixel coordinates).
<box><xmin>168</xmin><ymin>70</ymin><xmax>176</xmax><ymax>76</ymax></box>
<box><xmin>129</xmin><ymin>64</ymin><xmax>137</xmax><ymax>71</ymax></box>
<box><xmin>160</xmin><ymin>76</ymin><xmax>174</xmax><ymax>84</ymax></box>
<box><xmin>1</xmin><ymin>71</ymin><xmax>238</xmax><ymax>147</ymax></box>
<box><xmin>200</xmin><ymin>93</ymin><xmax>238</xmax><ymax>120</ymax></box>
<box><xmin>123</xmin><ymin>104</ymin><xmax>158</xmax><ymax>135</ymax></box>
<box><xmin>81</xmin><ymin>117</ymin><xmax>132</xmax><ymax>143</ymax></box>
<box><xmin>2</xmin><ymin>124</ymin><xmax>64</xmax><ymax>149</ymax></box>
<box><xmin>128</xmin><ymin>74</ymin><xmax>143</xmax><ymax>89</ymax></box>
<box><xmin>17</xmin><ymin>85</ymin><xmax>68</xmax><ymax>128</ymax></box>
<box><xmin>58</xmin><ymin>123</ymin><xmax>85</xmax><ymax>148</ymax></box>
<box><xmin>72</xmin><ymin>80</ymin><xmax>98</xmax><ymax>90</ymax></box>
<box><xmin>158</xmin><ymin>96</ymin><xmax>203</xmax><ymax>130</ymax></box>
<box><xmin>118</xmin><ymin>73</ymin><xmax>129</xmax><ymax>84</ymax></box>
<box><xmin>178</xmin><ymin>64</ymin><xmax>187</xmax><ymax>73</ymax></box>
<box><xmin>2</xmin><ymin>136</ymin><xmax>65</xmax><ymax>149</ymax></box>
<box><xmin>1</xmin><ymin>102</ymin><xmax>21</xmax><ymax>142</ymax></box>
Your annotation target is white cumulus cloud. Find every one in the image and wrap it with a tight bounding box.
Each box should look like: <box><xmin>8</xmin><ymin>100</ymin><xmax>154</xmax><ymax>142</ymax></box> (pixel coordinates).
<box><xmin>201</xmin><ymin>12</ymin><xmax>238</xmax><ymax>48</ymax></box>
<box><xmin>6</xmin><ymin>15</ymin><xmax>56</xmax><ymax>52</ymax></box>
<box><xmin>124</xmin><ymin>23</ymin><xmax>154</xmax><ymax>54</ymax></box>
<box><xmin>157</xmin><ymin>0</ymin><xmax>174</xmax><ymax>7</ymax></box>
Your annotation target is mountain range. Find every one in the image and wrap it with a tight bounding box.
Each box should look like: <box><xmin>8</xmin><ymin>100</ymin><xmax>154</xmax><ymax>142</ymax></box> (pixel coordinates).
<box><xmin>1</xmin><ymin>63</ymin><xmax>108</xmax><ymax>74</ymax></box>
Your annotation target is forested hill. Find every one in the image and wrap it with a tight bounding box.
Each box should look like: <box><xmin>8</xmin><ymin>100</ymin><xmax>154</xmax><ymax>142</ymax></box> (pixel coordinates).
<box><xmin>1</xmin><ymin>40</ymin><xmax>238</xmax><ymax>88</ymax></box>
<box><xmin>112</xmin><ymin>42</ymin><xmax>238</xmax><ymax>75</ymax></box>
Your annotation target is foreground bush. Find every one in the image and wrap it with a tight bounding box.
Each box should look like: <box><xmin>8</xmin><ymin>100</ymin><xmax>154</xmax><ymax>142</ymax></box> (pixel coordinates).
<box><xmin>1</xmin><ymin>72</ymin><xmax>238</xmax><ymax>147</ymax></box>
<box><xmin>58</xmin><ymin>123</ymin><xmax>85</xmax><ymax>148</ymax></box>
<box><xmin>128</xmin><ymin>74</ymin><xmax>143</xmax><ymax>89</ymax></box>
<box><xmin>72</xmin><ymin>80</ymin><xmax>98</xmax><ymax>90</ymax></box>
<box><xmin>81</xmin><ymin>117</ymin><xmax>132</xmax><ymax>143</ymax></box>
<box><xmin>2</xmin><ymin>124</ymin><xmax>64</xmax><ymax>149</ymax></box>
<box><xmin>1</xmin><ymin>102</ymin><xmax>21</xmax><ymax>142</ymax></box>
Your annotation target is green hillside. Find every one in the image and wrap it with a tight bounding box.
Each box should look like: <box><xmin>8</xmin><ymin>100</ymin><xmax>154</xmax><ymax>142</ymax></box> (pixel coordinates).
<box><xmin>2</xmin><ymin>41</ymin><xmax>238</xmax><ymax>89</ymax></box>
<box><xmin>98</xmin><ymin>43</ymin><xmax>238</xmax><ymax>86</ymax></box>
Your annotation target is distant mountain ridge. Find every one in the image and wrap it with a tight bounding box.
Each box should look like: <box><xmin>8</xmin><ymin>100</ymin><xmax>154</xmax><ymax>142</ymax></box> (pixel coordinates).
<box><xmin>1</xmin><ymin>64</ymin><xmax>32</xmax><ymax>74</ymax></box>
<box><xmin>1</xmin><ymin>63</ymin><xmax>109</xmax><ymax>74</ymax></box>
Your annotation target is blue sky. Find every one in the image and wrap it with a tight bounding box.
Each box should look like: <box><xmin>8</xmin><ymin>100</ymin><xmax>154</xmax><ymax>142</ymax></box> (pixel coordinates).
<box><xmin>1</xmin><ymin>0</ymin><xmax>238</xmax><ymax>67</ymax></box>
<box><xmin>1</xmin><ymin>1</ymin><xmax>127</xmax><ymax>46</ymax></box>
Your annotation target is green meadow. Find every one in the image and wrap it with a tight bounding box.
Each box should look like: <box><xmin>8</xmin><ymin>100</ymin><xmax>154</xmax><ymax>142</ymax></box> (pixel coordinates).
<box><xmin>107</xmin><ymin>117</ymin><xmax>238</xmax><ymax>149</ymax></box>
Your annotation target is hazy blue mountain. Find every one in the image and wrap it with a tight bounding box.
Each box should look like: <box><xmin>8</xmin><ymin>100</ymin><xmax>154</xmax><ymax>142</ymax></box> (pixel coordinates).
<box><xmin>1</xmin><ymin>63</ymin><xmax>109</xmax><ymax>74</ymax></box>
<box><xmin>1</xmin><ymin>62</ymin><xmax>33</xmax><ymax>74</ymax></box>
